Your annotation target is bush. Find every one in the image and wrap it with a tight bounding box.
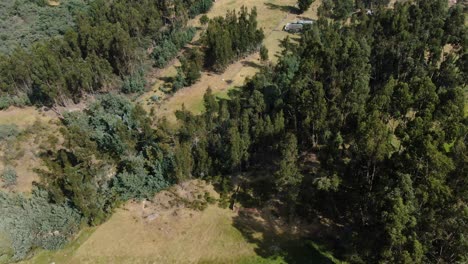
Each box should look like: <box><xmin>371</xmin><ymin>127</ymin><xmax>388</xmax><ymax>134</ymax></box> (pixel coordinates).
<box><xmin>172</xmin><ymin>68</ymin><xmax>187</xmax><ymax>92</ymax></box>
<box><xmin>260</xmin><ymin>45</ymin><xmax>269</xmax><ymax>62</ymax></box>
<box><xmin>189</xmin><ymin>0</ymin><xmax>213</xmax><ymax>18</ymax></box>
<box><xmin>152</xmin><ymin>27</ymin><xmax>196</xmax><ymax>68</ymax></box>
<box><xmin>1</xmin><ymin>166</ymin><xmax>17</xmax><ymax>188</ymax></box>
<box><xmin>121</xmin><ymin>70</ymin><xmax>146</xmax><ymax>94</ymax></box>
<box><xmin>0</xmin><ymin>95</ymin><xmax>30</xmax><ymax>110</ymax></box>
<box><xmin>0</xmin><ymin>124</ymin><xmax>19</xmax><ymax>142</ymax></box>
<box><xmin>200</xmin><ymin>15</ymin><xmax>209</xmax><ymax>25</ymax></box>
<box><xmin>298</xmin><ymin>0</ymin><xmax>315</xmax><ymax>13</ymax></box>
<box><xmin>150</xmin><ymin>95</ymin><xmax>160</xmax><ymax>102</ymax></box>
<box><xmin>177</xmin><ymin>48</ymin><xmax>204</xmax><ymax>88</ymax></box>
<box><xmin>0</xmin><ymin>188</ymin><xmax>82</xmax><ymax>261</ymax></box>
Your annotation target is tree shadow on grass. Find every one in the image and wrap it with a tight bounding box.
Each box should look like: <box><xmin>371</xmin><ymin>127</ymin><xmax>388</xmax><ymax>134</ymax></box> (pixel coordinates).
<box><xmin>264</xmin><ymin>3</ymin><xmax>300</xmax><ymax>14</ymax></box>
<box><xmin>241</xmin><ymin>60</ymin><xmax>263</xmax><ymax>70</ymax></box>
<box><xmin>232</xmin><ymin>208</ymin><xmax>338</xmax><ymax>264</ymax></box>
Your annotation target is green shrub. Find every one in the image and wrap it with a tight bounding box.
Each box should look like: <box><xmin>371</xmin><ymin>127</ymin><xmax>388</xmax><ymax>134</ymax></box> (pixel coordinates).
<box><xmin>150</xmin><ymin>95</ymin><xmax>159</xmax><ymax>102</ymax></box>
<box><xmin>0</xmin><ymin>188</ymin><xmax>82</xmax><ymax>261</ymax></box>
<box><xmin>0</xmin><ymin>125</ymin><xmax>19</xmax><ymax>142</ymax></box>
<box><xmin>121</xmin><ymin>70</ymin><xmax>146</xmax><ymax>94</ymax></box>
<box><xmin>0</xmin><ymin>95</ymin><xmax>30</xmax><ymax>110</ymax></box>
<box><xmin>180</xmin><ymin>48</ymin><xmax>204</xmax><ymax>86</ymax></box>
<box><xmin>1</xmin><ymin>166</ymin><xmax>17</xmax><ymax>188</ymax></box>
<box><xmin>152</xmin><ymin>28</ymin><xmax>196</xmax><ymax>68</ymax></box>
<box><xmin>260</xmin><ymin>45</ymin><xmax>269</xmax><ymax>62</ymax></box>
<box><xmin>200</xmin><ymin>15</ymin><xmax>209</xmax><ymax>25</ymax></box>
<box><xmin>172</xmin><ymin>68</ymin><xmax>186</xmax><ymax>92</ymax></box>
<box><xmin>189</xmin><ymin>0</ymin><xmax>213</xmax><ymax>18</ymax></box>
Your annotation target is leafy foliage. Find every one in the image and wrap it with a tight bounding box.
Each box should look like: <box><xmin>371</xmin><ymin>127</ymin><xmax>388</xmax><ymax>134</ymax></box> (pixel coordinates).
<box><xmin>0</xmin><ymin>188</ymin><xmax>82</xmax><ymax>261</ymax></box>
<box><xmin>0</xmin><ymin>0</ymin><xmax>207</xmax><ymax>106</ymax></box>
<box><xmin>0</xmin><ymin>0</ymin><xmax>90</xmax><ymax>53</ymax></box>
<box><xmin>39</xmin><ymin>94</ymin><xmax>173</xmax><ymax>226</ymax></box>
<box><xmin>203</xmin><ymin>7</ymin><xmax>264</xmax><ymax>71</ymax></box>
<box><xmin>174</xmin><ymin>1</ymin><xmax>468</xmax><ymax>263</ymax></box>
<box><xmin>0</xmin><ymin>125</ymin><xmax>19</xmax><ymax>142</ymax></box>
<box><xmin>121</xmin><ymin>69</ymin><xmax>146</xmax><ymax>94</ymax></box>
<box><xmin>152</xmin><ymin>27</ymin><xmax>196</xmax><ymax>68</ymax></box>
<box><xmin>298</xmin><ymin>0</ymin><xmax>315</xmax><ymax>13</ymax></box>
<box><xmin>1</xmin><ymin>166</ymin><xmax>17</xmax><ymax>188</ymax></box>
<box><xmin>260</xmin><ymin>45</ymin><xmax>269</xmax><ymax>62</ymax></box>
<box><xmin>188</xmin><ymin>0</ymin><xmax>214</xmax><ymax>18</ymax></box>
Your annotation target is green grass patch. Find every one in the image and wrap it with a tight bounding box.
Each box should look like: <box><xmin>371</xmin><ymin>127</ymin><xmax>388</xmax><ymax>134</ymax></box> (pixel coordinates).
<box><xmin>21</xmin><ymin>227</ymin><xmax>96</xmax><ymax>264</ymax></box>
<box><xmin>191</xmin><ymin>87</ymin><xmax>234</xmax><ymax>114</ymax></box>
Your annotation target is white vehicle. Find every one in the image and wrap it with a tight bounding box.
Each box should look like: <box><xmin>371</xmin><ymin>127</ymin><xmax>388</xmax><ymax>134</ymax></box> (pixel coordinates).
<box><xmin>284</xmin><ymin>23</ymin><xmax>304</xmax><ymax>33</ymax></box>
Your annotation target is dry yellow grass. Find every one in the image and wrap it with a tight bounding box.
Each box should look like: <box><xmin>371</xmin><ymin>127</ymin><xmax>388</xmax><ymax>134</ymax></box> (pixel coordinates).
<box><xmin>23</xmin><ymin>180</ymin><xmax>338</xmax><ymax>264</ymax></box>
<box><xmin>0</xmin><ymin>107</ymin><xmax>59</xmax><ymax>193</ymax></box>
<box><xmin>47</xmin><ymin>0</ymin><xmax>60</xmax><ymax>6</ymax></box>
<box><xmin>25</xmin><ymin>180</ymin><xmax>262</xmax><ymax>264</ymax></box>
<box><xmin>0</xmin><ymin>107</ymin><xmax>52</xmax><ymax>128</ymax></box>
<box><xmin>66</xmin><ymin>206</ymin><xmax>257</xmax><ymax>264</ymax></box>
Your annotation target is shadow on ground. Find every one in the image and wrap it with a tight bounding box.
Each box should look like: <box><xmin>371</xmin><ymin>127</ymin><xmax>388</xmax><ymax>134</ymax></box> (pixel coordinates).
<box><xmin>232</xmin><ymin>208</ymin><xmax>337</xmax><ymax>264</ymax></box>
<box><xmin>264</xmin><ymin>3</ymin><xmax>300</xmax><ymax>14</ymax></box>
<box><xmin>241</xmin><ymin>60</ymin><xmax>263</xmax><ymax>69</ymax></box>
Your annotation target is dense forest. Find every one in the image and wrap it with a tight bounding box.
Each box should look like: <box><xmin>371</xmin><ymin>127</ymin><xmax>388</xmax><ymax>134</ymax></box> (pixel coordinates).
<box><xmin>0</xmin><ymin>0</ymin><xmax>467</xmax><ymax>263</ymax></box>
<box><xmin>173</xmin><ymin>0</ymin><xmax>467</xmax><ymax>263</ymax></box>
<box><xmin>0</xmin><ymin>0</ymin><xmax>212</xmax><ymax>107</ymax></box>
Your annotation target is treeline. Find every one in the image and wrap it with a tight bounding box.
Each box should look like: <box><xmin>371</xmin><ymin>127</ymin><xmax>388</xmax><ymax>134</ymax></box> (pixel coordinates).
<box><xmin>0</xmin><ymin>0</ymin><xmax>211</xmax><ymax>106</ymax></box>
<box><xmin>172</xmin><ymin>7</ymin><xmax>264</xmax><ymax>90</ymax></box>
<box><xmin>171</xmin><ymin>0</ymin><xmax>467</xmax><ymax>263</ymax></box>
<box><xmin>203</xmin><ymin>7</ymin><xmax>264</xmax><ymax>71</ymax></box>
<box><xmin>319</xmin><ymin>0</ymin><xmax>392</xmax><ymax>19</ymax></box>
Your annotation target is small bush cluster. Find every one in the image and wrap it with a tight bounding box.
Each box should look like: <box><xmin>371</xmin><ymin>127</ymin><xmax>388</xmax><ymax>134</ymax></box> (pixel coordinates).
<box><xmin>189</xmin><ymin>0</ymin><xmax>214</xmax><ymax>18</ymax></box>
<box><xmin>0</xmin><ymin>95</ymin><xmax>30</xmax><ymax>110</ymax></box>
<box><xmin>0</xmin><ymin>125</ymin><xmax>19</xmax><ymax>142</ymax></box>
<box><xmin>0</xmin><ymin>188</ymin><xmax>82</xmax><ymax>261</ymax></box>
<box><xmin>121</xmin><ymin>70</ymin><xmax>146</xmax><ymax>94</ymax></box>
<box><xmin>1</xmin><ymin>166</ymin><xmax>17</xmax><ymax>188</ymax></box>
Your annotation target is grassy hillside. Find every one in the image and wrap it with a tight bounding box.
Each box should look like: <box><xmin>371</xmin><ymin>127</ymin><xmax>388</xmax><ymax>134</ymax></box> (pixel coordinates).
<box><xmin>22</xmin><ymin>181</ymin><xmax>341</xmax><ymax>264</ymax></box>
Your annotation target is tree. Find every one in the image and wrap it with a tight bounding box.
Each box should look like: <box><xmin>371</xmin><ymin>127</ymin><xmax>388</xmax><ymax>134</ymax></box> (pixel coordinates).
<box><xmin>174</xmin><ymin>142</ymin><xmax>193</xmax><ymax>182</ymax></box>
<box><xmin>274</xmin><ymin>133</ymin><xmax>302</xmax><ymax>215</ymax></box>
<box><xmin>227</xmin><ymin>122</ymin><xmax>243</xmax><ymax>173</ymax></box>
<box><xmin>199</xmin><ymin>14</ymin><xmax>209</xmax><ymax>25</ymax></box>
<box><xmin>260</xmin><ymin>45</ymin><xmax>269</xmax><ymax>62</ymax></box>
<box><xmin>203</xmin><ymin>7</ymin><xmax>264</xmax><ymax>71</ymax></box>
<box><xmin>180</xmin><ymin>48</ymin><xmax>204</xmax><ymax>86</ymax></box>
<box><xmin>298</xmin><ymin>0</ymin><xmax>314</xmax><ymax>13</ymax></box>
